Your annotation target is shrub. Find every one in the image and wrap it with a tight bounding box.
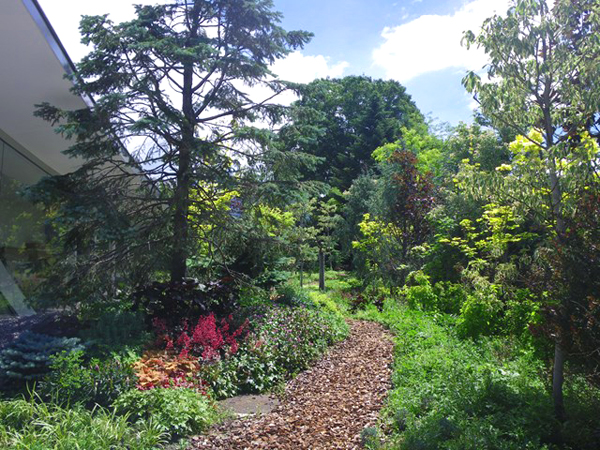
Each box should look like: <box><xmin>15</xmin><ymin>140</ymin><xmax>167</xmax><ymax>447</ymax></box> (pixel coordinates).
<box><xmin>39</xmin><ymin>350</ymin><xmax>136</xmax><ymax>408</ymax></box>
<box><xmin>401</xmin><ymin>274</ymin><xmax>467</xmax><ymax>315</ymax></box>
<box><xmin>309</xmin><ymin>290</ymin><xmax>347</xmax><ymax>317</ymax></box>
<box><xmin>205</xmin><ymin>305</ymin><xmax>349</xmax><ymax>398</ymax></box>
<box><xmin>254</xmin><ymin>307</ymin><xmax>348</xmax><ymax>377</ymax></box>
<box><xmin>133</xmin><ymin>277</ymin><xmax>239</xmax><ymax>322</ymax></box>
<box><xmin>203</xmin><ymin>340</ymin><xmax>282</xmax><ymax>398</ymax></box>
<box><xmin>404</xmin><ymin>271</ymin><xmax>438</xmax><ymax>311</ymax></box>
<box><xmin>432</xmin><ymin>282</ymin><xmax>467</xmax><ymax>315</ymax></box>
<box><xmin>114</xmin><ymin>387</ymin><xmax>218</xmax><ymax>438</ymax></box>
<box><xmin>80</xmin><ymin>310</ymin><xmax>150</xmax><ymax>353</ymax></box>
<box><xmin>457</xmin><ymin>285</ymin><xmax>503</xmax><ymax>338</ymax></box>
<box><xmin>0</xmin><ymin>331</ymin><xmax>84</xmax><ymax>391</ymax></box>
<box><xmin>502</xmin><ymin>289</ymin><xmax>540</xmax><ymax>337</ymax></box>
<box><xmin>238</xmin><ymin>284</ymin><xmax>270</xmax><ymax>308</ymax></box>
<box><xmin>273</xmin><ymin>284</ymin><xmax>314</xmax><ymax>309</ymax></box>
<box><xmin>361</xmin><ymin>426</ymin><xmax>380</xmax><ymax>449</ymax></box>
<box><xmin>0</xmin><ymin>396</ymin><xmax>166</xmax><ymax>449</ymax></box>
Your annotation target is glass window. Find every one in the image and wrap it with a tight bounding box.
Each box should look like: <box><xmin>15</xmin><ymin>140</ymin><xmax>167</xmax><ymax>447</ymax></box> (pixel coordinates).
<box><xmin>0</xmin><ymin>139</ymin><xmax>51</xmax><ymax>315</ymax></box>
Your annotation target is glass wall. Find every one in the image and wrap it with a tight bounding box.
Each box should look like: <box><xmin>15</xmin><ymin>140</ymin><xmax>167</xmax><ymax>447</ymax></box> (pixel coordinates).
<box><xmin>0</xmin><ymin>137</ymin><xmax>51</xmax><ymax>315</ymax></box>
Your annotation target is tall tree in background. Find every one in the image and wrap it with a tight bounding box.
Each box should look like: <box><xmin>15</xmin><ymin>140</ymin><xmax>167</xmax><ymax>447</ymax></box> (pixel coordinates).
<box><xmin>282</xmin><ymin>76</ymin><xmax>424</xmax><ymax>193</ymax></box>
<box><xmin>463</xmin><ymin>0</ymin><xmax>600</xmax><ymax>420</ymax></box>
<box><xmin>31</xmin><ymin>0</ymin><xmax>311</xmax><ymax>306</ymax></box>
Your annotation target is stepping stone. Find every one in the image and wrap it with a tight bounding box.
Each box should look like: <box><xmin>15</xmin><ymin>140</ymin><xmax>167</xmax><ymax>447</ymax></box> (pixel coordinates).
<box><xmin>218</xmin><ymin>394</ymin><xmax>280</xmax><ymax>418</ymax></box>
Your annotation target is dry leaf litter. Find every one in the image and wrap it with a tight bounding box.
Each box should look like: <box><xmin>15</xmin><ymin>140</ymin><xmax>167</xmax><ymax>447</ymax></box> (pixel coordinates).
<box><xmin>191</xmin><ymin>319</ymin><xmax>393</xmax><ymax>450</ymax></box>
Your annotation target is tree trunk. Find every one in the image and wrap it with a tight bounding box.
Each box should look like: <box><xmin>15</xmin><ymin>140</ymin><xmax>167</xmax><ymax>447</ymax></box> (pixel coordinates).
<box><xmin>171</xmin><ymin>159</ymin><xmax>190</xmax><ymax>282</ymax></box>
<box><xmin>543</xmin><ymin>101</ymin><xmax>568</xmax><ymax>422</ymax></box>
<box><xmin>318</xmin><ymin>248</ymin><xmax>325</xmax><ymax>291</ymax></box>
<box><xmin>299</xmin><ymin>260</ymin><xmax>304</xmax><ymax>288</ymax></box>
<box><xmin>553</xmin><ymin>342</ymin><xmax>566</xmax><ymax>421</ymax></box>
<box><xmin>170</xmin><ymin>46</ymin><xmax>196</xmax><ymax>282</ymax></box>
<box><xmin>549</xmin><ymin>161</ymin><xmax>567</xmax><ymax>422</ymax></box>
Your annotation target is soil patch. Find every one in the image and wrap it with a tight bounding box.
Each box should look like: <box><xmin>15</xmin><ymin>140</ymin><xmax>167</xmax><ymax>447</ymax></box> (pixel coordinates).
<box><xmin>191</xmin><ymin>319</ymin><xmax>393</xmax><ymax>449</ymax></box>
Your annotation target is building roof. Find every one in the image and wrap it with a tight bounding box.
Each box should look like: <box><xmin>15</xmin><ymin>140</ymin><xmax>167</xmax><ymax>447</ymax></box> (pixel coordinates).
<box><xmin>0</xmin><ymin>0</ymin><xmax>89</xmax><ymax>175</ymax></box>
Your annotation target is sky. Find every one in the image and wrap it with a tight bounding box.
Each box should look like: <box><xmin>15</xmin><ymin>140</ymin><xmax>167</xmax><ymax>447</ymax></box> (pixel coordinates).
<box><xmin>38</xmin><ymin>0</ymin><xmax>513</xmax><ymax>127</ymax></box>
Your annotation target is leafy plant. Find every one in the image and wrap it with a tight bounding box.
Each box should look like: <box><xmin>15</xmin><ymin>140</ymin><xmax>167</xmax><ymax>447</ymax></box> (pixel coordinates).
<box><xmin>133</xmin><ymin>352</ymin><xmax>203</xmax><ymax>391</ymax></box>
<box><xmin>114</xmin><ymin>387</ymin><xmax>218</xmax><ymax>438</ymax></box>
<box><xmin>134</xmin><ymin>278</ymin><xmax>240</xmax><ymax>322</ymax></box>
<box><xmin>254</xmin><ymin>306</ymin><xmax>348</xmax><ymax>377</ymax></box>
<box><xmin>39</xmin><ymin>350</ymin><xmax>136</xmax><ymax>408</ymax></box>
<box><xmin>203</xmin><ymin>303</ymin><xmax>348</xmax><ymax>398</ymax></box>
<box><xmin>80</xmin><ymin>310</ymin><xmax>150</xmax><ymax>353</ymax></box>
<box><xmin>153</xmin><ymin>313</ymin><xmax>249</xmax><ymax>360</ymax></box>
<box><xmin>203</xmin><ymin>340</ymin><xmax>281</xmax><ymax>398</ymax></box>
<box><xmin>273</xmin><ymin>284</ymin><xmax>314</xmax><ymax>309</ymax></box>
<box><xmin>361</xmin><ymin>426</ymin><xmax>380</xmax><ymax>449</ymax></box>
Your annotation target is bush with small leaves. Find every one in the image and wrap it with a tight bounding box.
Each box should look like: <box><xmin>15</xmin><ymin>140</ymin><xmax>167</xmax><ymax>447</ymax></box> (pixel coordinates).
<box><xmin>0</xmin><ymin>331</ymin><xmax>84</xmax><ymax>391</ymax></box>
<box><xmin>80</xmin><ymin>310</ymin><xmax>150</xmax><ymax>353</ymax></box>
<box><xmin>361</xmin><ymin>426</ymin><xmax>380</xmax><ymax>449</ymax></box>
<box><xmin>273</xmin><ymin>285</ymin><xmax>314</xmax><ymax>309</ymax></box>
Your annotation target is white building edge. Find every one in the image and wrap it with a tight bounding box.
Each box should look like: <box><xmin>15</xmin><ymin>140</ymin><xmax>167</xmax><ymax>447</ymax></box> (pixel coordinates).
<box><xmin>0</xmin><ymin>0</ymin><xmax>91</xmax><ymax>316</ymax></box>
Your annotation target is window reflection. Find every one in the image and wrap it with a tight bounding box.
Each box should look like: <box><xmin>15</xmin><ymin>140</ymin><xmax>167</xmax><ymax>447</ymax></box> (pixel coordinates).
<box><xmin>0</xmin><ymin>138</ymin><xmax>50</xmax><ymax>315</ymax></box>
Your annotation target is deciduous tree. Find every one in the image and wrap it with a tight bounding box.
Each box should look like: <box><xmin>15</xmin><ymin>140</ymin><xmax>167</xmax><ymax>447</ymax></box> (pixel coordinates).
<box><xmin>463</xmin><ymin>0</ymin><xmax>600</xmax><ymax>420</ymax></box>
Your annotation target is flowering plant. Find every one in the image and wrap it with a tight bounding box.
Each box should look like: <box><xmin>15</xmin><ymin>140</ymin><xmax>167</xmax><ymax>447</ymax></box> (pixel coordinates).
<box><xmin>153</xmin><ymin>313</ymin><xmax>249</xmax><ymax>361</ymax></box>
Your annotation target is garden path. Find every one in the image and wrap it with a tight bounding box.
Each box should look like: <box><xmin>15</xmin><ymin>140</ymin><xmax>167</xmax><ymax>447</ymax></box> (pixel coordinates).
<box><xmin>190</xmin><ymin>319</ymin><xmax>393</xmax><ymax>450</ymax></box>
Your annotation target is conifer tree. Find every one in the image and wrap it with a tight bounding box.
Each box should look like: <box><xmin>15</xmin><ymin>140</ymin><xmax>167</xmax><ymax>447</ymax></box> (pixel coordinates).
<box><xmin>30</xmin><ymin>0</ymin><xmax>311</xmax><ymax>307</ymax></box>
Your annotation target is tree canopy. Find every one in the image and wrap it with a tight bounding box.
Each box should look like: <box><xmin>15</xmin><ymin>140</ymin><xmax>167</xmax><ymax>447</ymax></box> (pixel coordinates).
<box><xmin>280</xmin><ymin>76</ymin><xmax>424</xmax><ymax>193</ymax></box>
<box><xmin>30</xmin><ymin>0</ymin><xmax>312</xmax><ymax>306</ymax></box>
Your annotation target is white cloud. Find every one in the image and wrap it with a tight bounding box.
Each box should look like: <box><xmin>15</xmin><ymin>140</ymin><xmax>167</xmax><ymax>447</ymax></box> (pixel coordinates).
<box><xmin>251</xmin><ymin>52</ymin><xmax>349</xmax><ymax>107</ymax></box>
<box><xmin>271</xmin><ymin>52</ymin><xmax>349</xmax><ymax>84</ymax></box>
<box><xmin>373</xmin><ymin>0</ymin><xmax>511</xmax><ymax>83</ymax></box>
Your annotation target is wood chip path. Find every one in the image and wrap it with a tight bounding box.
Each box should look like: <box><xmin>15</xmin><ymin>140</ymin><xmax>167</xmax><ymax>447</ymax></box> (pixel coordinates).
<box><xmin>191</xmin><ymin>320</ymin><xmax>394</xmax><ymax>450</ymax></box>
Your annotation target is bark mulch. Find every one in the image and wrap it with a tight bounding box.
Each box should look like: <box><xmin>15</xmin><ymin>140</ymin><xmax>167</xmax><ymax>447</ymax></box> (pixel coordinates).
<box><xmin>190</xmin><ymin>319</ymin><xmax>394</xmax><ymax>450</ymax></box>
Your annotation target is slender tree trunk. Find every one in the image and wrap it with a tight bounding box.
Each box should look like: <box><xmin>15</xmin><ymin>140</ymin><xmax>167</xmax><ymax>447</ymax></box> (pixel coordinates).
<box><xmin>171</xmin><ymin>151</ymin><xmax>191</xmax><ymax>282</ymax></box>
<box><xmin>553</xmin><ymin>341</ymin><xmax>566</xmax><ymax>421</ymax></box>
<box><xmin>318</xmin><ymin>248</ymin><xmax>325</xmax><ymax>291</ymax></box>
<box><xmin>171</xmin><ymin>17</ymin><xmax>198</xmax><ymax>282</ymax></box>
<box><xmin>299</xmin><ymin>260</ymin><xmax>304</xmax><ymax>288</ymax></box>
<box><xmin>544</xmin><ymin>107</ymin><xmax>567</xmax><ymax>421</ymax></box>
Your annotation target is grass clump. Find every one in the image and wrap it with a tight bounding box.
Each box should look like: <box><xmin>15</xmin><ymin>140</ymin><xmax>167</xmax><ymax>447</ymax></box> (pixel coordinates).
<box><xmin>0</xmin><ymin>394</ymin><xmax>166</xmax><ymax>449</ymax></box>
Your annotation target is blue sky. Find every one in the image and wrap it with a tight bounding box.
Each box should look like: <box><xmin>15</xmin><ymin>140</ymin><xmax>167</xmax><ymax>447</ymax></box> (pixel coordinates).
<box><xmin>39</xmin><ymin>0</ymin><xmax>511</xmax><ymax>127</ymax></box>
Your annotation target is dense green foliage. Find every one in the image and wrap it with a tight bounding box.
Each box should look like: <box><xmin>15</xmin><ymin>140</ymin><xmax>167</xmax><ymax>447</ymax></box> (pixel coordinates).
<box><xmin>0</xmin><ymin>396</ymin><xmax>166</xmax><ymax>449</ymax></box>
<box><xmin>7</xmin><ymin>0</ymin><xmax>600</xmax><ymax>447</ymax></box>
<box><xmin>205</xmin><ymin>300</ymin><xmax>348</xmax><ymax>398</ymax></box>
<box><xmin>114</xmin><ymin>387</ymin><xmax>218</xmax><ymax>438</ymax></box>
<box><xmin>356</xmin><ymin>300</ymin><xmax>600</xmax><ymax>450</ymax></box>
<box><xmin>39</xmin><ymin>351</ymin><xmax>136</xmax><ymax>408</ymax></box>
